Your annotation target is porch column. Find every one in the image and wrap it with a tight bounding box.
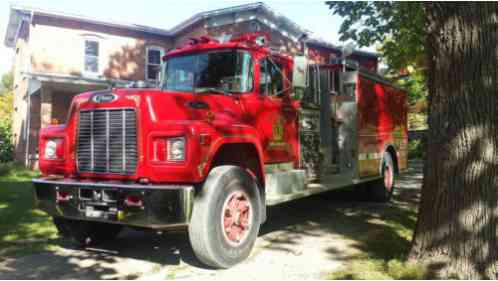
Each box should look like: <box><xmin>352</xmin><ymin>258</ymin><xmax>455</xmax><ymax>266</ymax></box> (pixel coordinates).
<box><xmin>40</xmin><ymin>87</ymin><xmax>52</xmax><ymax>128</ymax></box>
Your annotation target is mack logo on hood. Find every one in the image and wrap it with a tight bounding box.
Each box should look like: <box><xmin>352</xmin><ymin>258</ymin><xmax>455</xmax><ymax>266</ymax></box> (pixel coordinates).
<box><xmin>92</xmin><ymin>92</ymin><xmax>117</xmax><ymax>103</ymax></box>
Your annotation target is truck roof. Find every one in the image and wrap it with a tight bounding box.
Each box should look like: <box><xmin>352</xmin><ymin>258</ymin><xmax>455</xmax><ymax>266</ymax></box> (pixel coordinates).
<box><xmin>163</xmin><ymin>33</ymin><xmax>292</xmax><ymax>62</ymax></box>
<box><xmin>322</xmin><ymin>62</ymin><xmax>407</xmax><ymax>94</ymax></box>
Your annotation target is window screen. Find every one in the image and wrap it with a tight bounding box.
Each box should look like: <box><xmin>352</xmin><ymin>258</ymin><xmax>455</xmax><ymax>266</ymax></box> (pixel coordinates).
<box><xmin>147</xmin><ymin>48</ymin><xmax>164</xmax><ymax>80</ymax></box>
<box><xmin>84</xmin><ymin>40</ymin><xmax>99</xmax><ymax>73</ymax></box>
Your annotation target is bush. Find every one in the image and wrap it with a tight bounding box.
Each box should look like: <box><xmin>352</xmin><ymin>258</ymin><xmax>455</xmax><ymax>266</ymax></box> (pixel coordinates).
<box><xmin>408</xmin><ymin>139</ymin><xmax>425</xmax><ymax>160</ymax></box>
<box><xmin>0</xmin><ymin>120</ymin><xmax>14</xmax><ymax>163</ymax></box>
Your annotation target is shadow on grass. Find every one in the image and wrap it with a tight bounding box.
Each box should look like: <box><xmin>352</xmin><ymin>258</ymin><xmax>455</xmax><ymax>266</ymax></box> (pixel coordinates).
<box><xmin>0</xmin><ymin>161</ymin><xmax>426</xmax><ymax>279</ymax></box>
<box><xmin>0</xmin><ymin>178</ymin><xmax>204</xmax><ymax>279</ymax></box>
<box><xmin>258</xmin><ymin>162</ymin><xmax>426</xmax><ymax>279</ymax></box>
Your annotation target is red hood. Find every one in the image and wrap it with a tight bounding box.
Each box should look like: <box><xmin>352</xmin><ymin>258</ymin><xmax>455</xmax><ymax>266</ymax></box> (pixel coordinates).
<box><xmin>73</xmin><ymin>88</ymin><xmax>243</xmax><ymax>124</ymax></box>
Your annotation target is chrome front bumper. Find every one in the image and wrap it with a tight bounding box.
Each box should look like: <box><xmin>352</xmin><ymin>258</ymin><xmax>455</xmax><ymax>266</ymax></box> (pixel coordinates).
<box><xmin>33</xmin><ymin>178</ymin><xmax>194</xmax><ymax>229</ymax></box>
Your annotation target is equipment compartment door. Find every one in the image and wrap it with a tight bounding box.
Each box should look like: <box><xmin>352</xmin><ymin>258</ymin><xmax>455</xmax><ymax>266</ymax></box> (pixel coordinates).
<box><xmin>335</xmin><ymin>70</ymin><xmax>359</xmax><ymax>177</ymax></box>
<box><xmin>299</xmin><ymin>64</ymin><xmax>322</xmax><ymax>182</ymax></box>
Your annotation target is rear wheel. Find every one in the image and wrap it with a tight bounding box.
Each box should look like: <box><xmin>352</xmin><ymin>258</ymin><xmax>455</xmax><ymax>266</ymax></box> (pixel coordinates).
<box><xmin>189</xmin><ymin>166</ymin><xmax>261</xmax><ymax>269</ymax></box>
<box><xmin>368</xmin><ymin>152</ymin><xmax>396</xmax><ymax>202</ymax></box>
<box><xmin>53</xmin><ymin>218</ymin><xmax>122</xmax><ymax>246</ymax></box>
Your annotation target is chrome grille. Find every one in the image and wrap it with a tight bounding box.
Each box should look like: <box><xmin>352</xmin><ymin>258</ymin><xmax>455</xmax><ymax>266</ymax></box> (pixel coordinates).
<box><xmin>77</xmin><ymin>109</ymin><xmax>138</xmax><ymax>175</ymax></box>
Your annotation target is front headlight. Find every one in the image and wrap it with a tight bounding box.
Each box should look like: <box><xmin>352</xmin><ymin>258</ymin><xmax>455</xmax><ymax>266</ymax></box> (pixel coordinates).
<box><xmin>44</xmin><ymin>139</ymin><xmax>58</xmax><ymax>159</ymax></box>
<box><xmin>44</xmin><ymin>138</ymin><xmax>63</xmax><ymax>160</ymax></box>
<box><xmin>167</xmin><ymin>137</ymin><xmax>185</xmax><ymax>161</ymax></box>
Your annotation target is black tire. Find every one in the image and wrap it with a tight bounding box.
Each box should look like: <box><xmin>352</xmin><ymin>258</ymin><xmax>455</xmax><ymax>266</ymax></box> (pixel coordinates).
<box><xmin>368</xmin><ymin>152</ymin><xmax>396</xmax><ymax>202</ymax></box>
<box><xmin>189</xmin><ymin>166</ymin><xmax>262</xmax><ymax>269</ymax></box>
<box><xmin>53</xmin><ymin>218</ymin><xmax>122</xmax><ymax>246</ymax></box>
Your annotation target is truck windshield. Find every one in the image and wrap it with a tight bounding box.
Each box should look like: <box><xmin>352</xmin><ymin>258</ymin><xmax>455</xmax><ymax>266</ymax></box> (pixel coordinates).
<box><xmin>161</xmin><ymin>50</ymin><xmax>253</xmax><ymax>93</ymax></box>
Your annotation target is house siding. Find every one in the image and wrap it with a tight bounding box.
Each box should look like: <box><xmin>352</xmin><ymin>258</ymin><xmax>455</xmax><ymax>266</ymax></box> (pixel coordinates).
<box><xmin>207</xmin><ymin>20</ymin><xmax>301</xmax><ymax>55</ymax></box>
<box><xmin>173</xmin><ymin>21</ymin><xmax>208</xmax><ymax>47</ymax></box>
<box><xmin>12</xmin><ymin>25</ymin><xmax>31</xmax><ymax>163</ymax></box>
<box><xmin>30</xmin><ymin>15</ymin><xmax>173</xmax><ymax>81</ymax></box>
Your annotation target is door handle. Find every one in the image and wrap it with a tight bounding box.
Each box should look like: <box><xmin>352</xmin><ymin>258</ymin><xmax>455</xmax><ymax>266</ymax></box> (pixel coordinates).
<box><xmin>283</xmin><ymin>107</ymin><xmax>294</xmax><ymax>113</ymax></box>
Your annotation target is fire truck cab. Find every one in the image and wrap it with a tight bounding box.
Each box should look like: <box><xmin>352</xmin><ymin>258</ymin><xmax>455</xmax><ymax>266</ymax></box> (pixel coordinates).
<box><xmin>33</xmin><ymin>33</ymin><xmax>407</xmax><ymax>268</ymax></box>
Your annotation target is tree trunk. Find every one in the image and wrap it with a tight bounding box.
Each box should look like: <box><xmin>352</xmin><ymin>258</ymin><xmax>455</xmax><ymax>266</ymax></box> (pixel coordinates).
<box><xmin>409</xmin><ymin>3</ymin><xmax>498</xmax><ymax>279</ymax></box>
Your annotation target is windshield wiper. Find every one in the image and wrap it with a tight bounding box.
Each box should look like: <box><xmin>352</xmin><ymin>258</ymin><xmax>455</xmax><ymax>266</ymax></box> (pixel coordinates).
<box><xmin>194</xmin><ymin>87</ymin><xmax>232</xmax><ymax>96</ymax></box>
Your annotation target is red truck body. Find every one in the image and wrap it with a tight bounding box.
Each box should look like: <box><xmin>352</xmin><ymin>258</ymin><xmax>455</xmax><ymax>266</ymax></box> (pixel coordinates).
<box><xmin>33</xmin><ymin>33</ymin><xmax>407</xmax><ymax>268</ymax></box>
<box><xmin>357</xmin><ymin>72</ymin><xmax>408</xmax><ymax>177</ymax></box>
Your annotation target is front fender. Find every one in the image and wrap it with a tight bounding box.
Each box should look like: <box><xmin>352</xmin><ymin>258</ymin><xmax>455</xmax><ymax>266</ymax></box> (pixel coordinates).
<box><xmin>201</xmin><ymin>132</ymin><xmax>266</xmax><ymax>185</ymax></box>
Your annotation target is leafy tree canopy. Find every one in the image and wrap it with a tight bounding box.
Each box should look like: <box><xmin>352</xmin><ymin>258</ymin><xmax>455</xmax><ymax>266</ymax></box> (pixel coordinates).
<box><xmin>325</xmin><ymin>1</ymin><xmax>426</xmax><ymax>73</ymax></box>
<box><xmin>326</xmin><ymin>1</ymin><xmax>428</xmax><ymax>126</ymax></box>
<box><xmin>0</xmin><ymin>72</ymin><xmax>13</xmax><ymax>124</ymax></box>
<box><xmin>1</xmin><ymin>72</ymin><xmax>13</xmax><ymax>93</ymax></box>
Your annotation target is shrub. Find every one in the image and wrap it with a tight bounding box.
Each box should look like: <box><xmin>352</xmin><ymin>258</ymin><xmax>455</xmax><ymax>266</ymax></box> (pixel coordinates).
<box><xmin>0</xmin><ymin>119</ymin><xmax>14</xmax><ymax>163</ymax></box>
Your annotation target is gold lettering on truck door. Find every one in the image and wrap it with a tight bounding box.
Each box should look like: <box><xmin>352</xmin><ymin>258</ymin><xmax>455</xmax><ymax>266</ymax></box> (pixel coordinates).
<box><xmin>272</xmin><ymin>117</ymin><xmax>284</xmax><ymax>142</ymax></box>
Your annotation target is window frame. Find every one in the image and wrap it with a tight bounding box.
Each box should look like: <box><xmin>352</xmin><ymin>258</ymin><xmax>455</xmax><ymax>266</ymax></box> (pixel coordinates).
<box><xmin>146</xmin><ymin>45</ymin><xmax>165</xmax><ymax>82</ymax></box>
<box><xmin>83</xmin><ymin>39</ymin><xmax>100</xmax><ymax>75</ymax></box>
<box><xmin>259</xmin><ymin>57</ymin><xmax>285</xmax><ymax>98</ymax></box>
<box><xmin>161</xmin><ymin>49</ymin><xmax>254</xmax><ymax>94</ymax></box>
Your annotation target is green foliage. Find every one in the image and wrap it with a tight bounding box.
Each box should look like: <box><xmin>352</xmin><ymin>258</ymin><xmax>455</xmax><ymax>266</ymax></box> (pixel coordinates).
<box><xmin>395</xmin><ymin>69</ymin><xmax>427</xmax><ymax>106</ymax></box>
<box><xmin>397</xmin><ymin>69</ymin><xmax>429</xmax><ymax>130</ymax></box>
<box><xmin>0</xmin><ymin>72</ymin><xmax>14</xmax><ymax>163</ymax></box>
<box><xmin>325</xmin><ymin>2</ymin><xmax>426</xmax><ymax>73</ymax></box>
<box><xmin>408</xmin><ymin>139</ymin><xmax>426</xmax><ymax>160</ymax></box>
<box><xmin>1</xmin><ymin>72</ymin><xmax>13</xmax><ymax>92</ymax></box>
<box><xmin>408</xmin><ymin>113</ymin><xmax>427</xmax><ymax>131</ymax></box>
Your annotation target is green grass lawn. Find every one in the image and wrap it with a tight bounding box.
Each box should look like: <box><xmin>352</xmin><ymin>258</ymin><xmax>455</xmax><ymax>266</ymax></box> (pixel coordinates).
<box><xmin>325</xmin><ymin>204</ymin><xmax>427</xmax><ymax>280</ymax></box>
<box><xmin>0</xmin><ymin>163</ymin><xmax>63</xmax><ymax>260</ymax></box>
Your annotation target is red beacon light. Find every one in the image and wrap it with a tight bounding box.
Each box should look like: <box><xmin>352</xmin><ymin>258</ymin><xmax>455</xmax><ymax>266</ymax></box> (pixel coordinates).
<box><xmin>229</xmin><ymin>32</ymin><xmax>270</xmax><ymax>48</ymax></box>
<box><xmin>189</xmin><ymin>36</ymin><xmax>219</xmax><ymax>45</ymax></box>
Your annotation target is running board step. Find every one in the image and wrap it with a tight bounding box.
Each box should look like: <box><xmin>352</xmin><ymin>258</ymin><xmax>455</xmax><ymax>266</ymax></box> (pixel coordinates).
<box><xmin>265</xmin><ymin>169</ymin><xmax>381</xmax><ymax>206</ymax></box>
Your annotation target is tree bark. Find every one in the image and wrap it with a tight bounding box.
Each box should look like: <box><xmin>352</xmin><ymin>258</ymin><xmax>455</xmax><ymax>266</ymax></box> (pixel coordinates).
<box><xmin>409</xmin><ymin>3</ymin><xmax>498</xmax><ymax>279</ymax></box>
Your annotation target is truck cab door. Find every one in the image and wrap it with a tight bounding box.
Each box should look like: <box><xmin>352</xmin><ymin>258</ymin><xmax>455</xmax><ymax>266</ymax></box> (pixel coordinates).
<box><xmin>241</xmin><ymin>56</ymin><xmax>297</xmax><ymax>164</ymax></box>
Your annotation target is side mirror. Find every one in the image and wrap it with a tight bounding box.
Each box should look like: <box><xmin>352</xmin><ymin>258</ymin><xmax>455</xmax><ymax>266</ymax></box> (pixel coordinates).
<box><xmin>155</xmin><ymin>71</ymin><xmax>162</xmax><ymax>88</ymax></box>
<box><xmin>340</xmin><ymin>71</ymin><xmax>358</xmax><ymax>86</ymax></box>
<box><xmin>292</xmin><ymin>56</ymin><xmax>307</xmax><ymax>89</ymax></box>
<box><xmin>340</xmin><ymin>71</ymin><xmax>358</xmax><ymax>98</ymax></box>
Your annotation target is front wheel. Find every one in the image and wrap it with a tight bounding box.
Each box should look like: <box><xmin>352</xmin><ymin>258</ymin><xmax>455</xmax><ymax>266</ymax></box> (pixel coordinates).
<box><xmin>189</xmin><ymin>166</ymin><xmax>262</xmax><ymax>269</ymax></box>
<box><xmin>368</xmin><ymin>152</ymin><xmax>396</xmax><ymax>202</ymax></box>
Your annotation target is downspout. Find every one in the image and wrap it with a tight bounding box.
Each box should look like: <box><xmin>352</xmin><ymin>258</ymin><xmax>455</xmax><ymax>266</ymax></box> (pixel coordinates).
<box><xmin>24</xmin><ymin>10</ymin><xmax>34</xmax><ymax>167</ymax></box>
<box><xmin>25</xmin><ymin>90</ymin><xmax>30</xmax><ymax>167</ymax></box>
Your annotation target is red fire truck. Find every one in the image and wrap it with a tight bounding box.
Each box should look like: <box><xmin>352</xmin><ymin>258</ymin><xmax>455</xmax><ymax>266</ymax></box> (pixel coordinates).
<box><xmin>33</xmin><ymin>33</ymin><xmax>407</xmax><ymax>268</ymax></box>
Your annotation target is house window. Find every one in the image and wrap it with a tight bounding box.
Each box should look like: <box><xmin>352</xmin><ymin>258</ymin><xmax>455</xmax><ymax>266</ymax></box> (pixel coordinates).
<box><xmin>84</xmin><ymin>40</ymin><xmax>99</xmax><ymax>73</ymax></box>
<box><xmin>146</xmin><ymin>46</ymin><xmax>164</xmax><ymax>81</ymax></box>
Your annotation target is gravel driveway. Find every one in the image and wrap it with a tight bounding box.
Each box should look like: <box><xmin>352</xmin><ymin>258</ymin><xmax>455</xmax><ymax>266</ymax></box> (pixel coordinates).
<box><xmin>0</xmin><ymin>162</ymin><xmax>423</xmax><ymax>280</ymax></box>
